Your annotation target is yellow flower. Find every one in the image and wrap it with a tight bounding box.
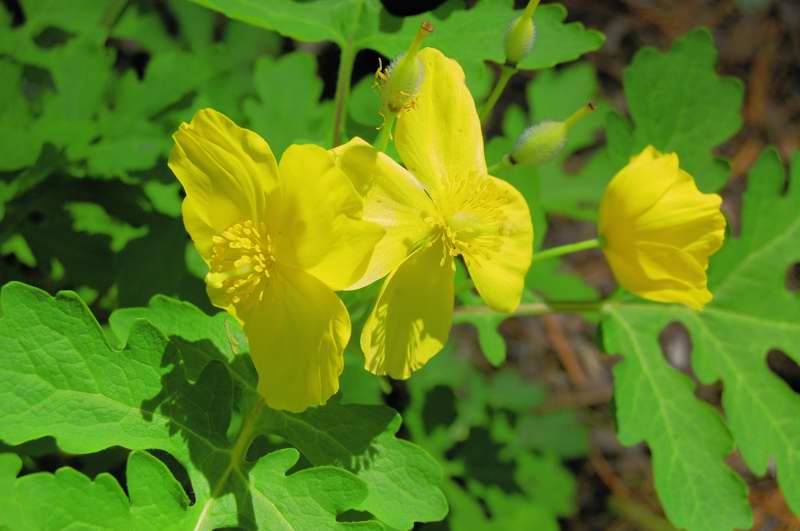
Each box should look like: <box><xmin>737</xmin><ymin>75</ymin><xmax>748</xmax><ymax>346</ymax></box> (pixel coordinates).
<box><xmin>598</xmin><ymin>146</ymin><xmax>726</xmax><ymax>310</ymax></box>
<box><xmin>334</xmin><ymin>48</ymin><xmax>533</xmax><ymax>379</ymax></box>
<box><xmin>169</xmin><ymin>109</ymin><xmax>383</xmax><ymax>412</ymax></box>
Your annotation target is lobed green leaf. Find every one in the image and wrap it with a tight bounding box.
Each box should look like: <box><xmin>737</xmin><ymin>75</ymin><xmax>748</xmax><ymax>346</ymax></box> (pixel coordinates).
<box><xmin>602</xmin><ymin>149</ymin><xmax>800</xmax><ymax>530</ymax></box>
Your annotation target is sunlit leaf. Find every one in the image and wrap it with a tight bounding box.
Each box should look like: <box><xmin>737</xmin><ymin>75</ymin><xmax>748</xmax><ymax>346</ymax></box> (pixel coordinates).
<box><xmin>602</xmin><ymin>149</ymin><xmax>800</xmax><ymax>530</ymax></box>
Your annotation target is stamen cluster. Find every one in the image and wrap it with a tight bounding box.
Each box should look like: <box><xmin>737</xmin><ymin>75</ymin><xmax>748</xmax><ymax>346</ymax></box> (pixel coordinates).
<box><xmin>210</xmin><ymin>219</ymin><xmax>274</xmax><ymax>308</ymax></box>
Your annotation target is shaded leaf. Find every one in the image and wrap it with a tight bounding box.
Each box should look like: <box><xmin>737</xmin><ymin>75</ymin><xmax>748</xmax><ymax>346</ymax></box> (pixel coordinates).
<box><xmin>0</xmin><ymin>282</ymin><xmax>446</xmax><ymax>529</ymax></box>
<box><xmin>110</xmin><ymin>294</ymin><xmax>447</xmax><ymax>529</ymax></box>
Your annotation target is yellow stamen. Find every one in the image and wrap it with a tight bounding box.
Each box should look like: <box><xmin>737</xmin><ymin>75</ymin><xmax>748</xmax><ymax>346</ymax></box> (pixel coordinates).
<box><xmin>210</xmin><ymin>219</ymin><xmax>274</xmax><ymax>311</ymax></box>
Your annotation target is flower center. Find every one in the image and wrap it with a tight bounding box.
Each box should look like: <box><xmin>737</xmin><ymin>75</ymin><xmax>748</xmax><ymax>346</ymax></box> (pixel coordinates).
<box><xmin>209</xmin><ymin>219</ymin><xmax>274</xmax><ymax>310</ymax></box>
<box><xmin>424</xmin><ymin>174</ymin><xmax>510</xmax><ymax>267</ymax></box>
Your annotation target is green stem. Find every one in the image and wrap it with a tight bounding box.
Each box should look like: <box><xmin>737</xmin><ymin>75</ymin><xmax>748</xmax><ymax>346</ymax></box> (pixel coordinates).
<box><xmin>532</xmin><ymin>238</ymin><xmax>602</xmax><ymax>264</ymax></box>
<box><xmin>192</xmin><ymin>398</ymin><xmax>264</xmax><ymax>531</ymax></box>
<box><xmin>332</xmin><ymin>44</ymin><xmax>356</xmax><ymax>147</ymax></box>
<box><xmin>374</xmin><ymin>110</ymin><xmax>396</xmax><ymax>152</ymax></box>
<box><xmin>488</xmin><ymin>156</ymin><xmax>513</xmax><ymax>175</ymax></box>
<box><xmin>479</xmin><ymin>64</ymin><xmax>516</xmax><ymax>125</ymax></box>
<box><xmin>455</xmin><ymin>300</ymin><xmax>604</xmax><ymax>317</ymax></box>
<box><xmin>564</xmin><ymin>102</ymin><xmax>596</xmax><ymax>129</ymax></box>
<box><xmin>523</xmin><ymin>0</ymin><xmax>541</xmax><ymax>18</ymax></box>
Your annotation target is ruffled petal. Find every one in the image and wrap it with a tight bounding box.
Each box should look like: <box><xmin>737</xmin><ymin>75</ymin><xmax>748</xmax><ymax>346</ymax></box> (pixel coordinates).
<box><xmin>394</xmin><ymin>48</ymin><xmax>485</xmax><ymax>199</ymax></box>
<box><xmin>244</xmin><ymin>265</ymin><xmax>349</xmax><ymax>412</ymax></box>
<box><xmin>633</xmin><ymin>171</ymin><xmax>726</xmax><ymax>267</ymax></box>
<box><xmin>268</xmin><ymin>144</ymin><xmax>385</xmax><ymax>290</ymax></box>
<box><xmin>361</xmin><ymin>240</ymin><xmax>454</xmax><ymax>379</ymax></box>
<box><xmin>599</xmin><ymin>146</ymin><xmax>684</xmax><ymax>239</ymax></box>
<box><xmin>169</xmin><ymin>108</ymin><xmax>278</xmax><ymax>258</ymax></box>
<box><xmin>332</xmin><ymin>138</ymin><xmax>436</xmax><ymax>289</ymax></box>
<box><xmin>604</xmin><ymin>242</ymin><xmax>712</xmax><ymax>310</ymax></box>
<box><xmin>463</xmin><ymin>177</ymin><xmax>533</xmax><ymax>312</ymax></box>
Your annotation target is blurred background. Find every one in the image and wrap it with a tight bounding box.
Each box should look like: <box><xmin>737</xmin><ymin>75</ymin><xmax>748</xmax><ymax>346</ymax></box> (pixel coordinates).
<box><xmin>1</xmin><ymin>0</ymin><xmax>799</xmax><ymax>529</ymax></box>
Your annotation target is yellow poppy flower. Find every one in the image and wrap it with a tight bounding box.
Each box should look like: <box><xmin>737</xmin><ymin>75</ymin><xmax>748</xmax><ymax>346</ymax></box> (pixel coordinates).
<box><xmin>334</xmin><ymin>48</ymin><xmax>534</xmax><ymax>379</ymax></box>
<box><xmin>598</xmin><ymin>146</ymin><xmax>726</xmax><ymax>310</ymax></box>
<box><xmin>169</xmin><ymin>108</ymin><xmax>383</xmax><ymax>412</ymax></box>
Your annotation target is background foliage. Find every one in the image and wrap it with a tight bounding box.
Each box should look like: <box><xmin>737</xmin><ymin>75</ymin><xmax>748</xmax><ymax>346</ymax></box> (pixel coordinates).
<box><xmin>1</xmin><ymin>0</ymin><xmax>798</xmax><ymax>530</ymax></box>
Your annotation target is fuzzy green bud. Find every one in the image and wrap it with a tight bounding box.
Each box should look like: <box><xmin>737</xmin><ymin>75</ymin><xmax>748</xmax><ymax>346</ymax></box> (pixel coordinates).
<box><xmin>506</xmin><ymin>102</ymin><xmax>596</xmax><ymax>166</ymax></box>
<box><xmin>504</xmin><ymin>0</ymin><xmax>539</xmax><ymax>66</ymax></box>
<box><xmin>377</xmin><ymin>22</ymin><xmax>433</xmax><ymax>114</ymax></box>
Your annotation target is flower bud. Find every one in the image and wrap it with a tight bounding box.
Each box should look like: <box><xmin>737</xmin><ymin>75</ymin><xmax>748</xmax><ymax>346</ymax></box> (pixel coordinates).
<box><xmin>504</xmin><ymin>0</ymin><xmax>539</xmax><ymax>66</ymax></box>
<box><xmin>507</xmin><ymin>102</ymin><xmax>595</xmax><ymax>166</ymax></box>
<box><xmin>376</xmin><ymin>22</ymin><xmax>433</xmax><ymax>114</ymax></box>
<box><xmin>510</xmin><ymin>121</ymin><xmax>566</xmax><ymax>166</ymax></box>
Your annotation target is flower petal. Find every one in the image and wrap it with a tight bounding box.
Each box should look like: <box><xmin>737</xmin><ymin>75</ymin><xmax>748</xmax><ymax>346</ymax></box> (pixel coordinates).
<box><xmin>463</xmin><ymin>176</ymin><xmax>534</xmax><ymax>312</ymax></box>
<box><xmin>244</xmin><ymin>265</ymin><xmax>349</xmax><ymax>412</ymax></box>
<box><xmin>269</xmin><ymin>144</ymin><xmax>385</xmax><ymax>291</ymax></box>
<box><xmin>395</xmin><ymin>48</ymin><xmax>485</xmax><ymax>198</ymax></box>
<box><xmin>169</xmin><ymin>108</ymin><xmax>278</xmax><ymax>258</ymax></box>
<box><xmin>332</xmin><ymin>138</ymin><xmax>436</xmax><ymax>289</ymax></box>
<box><xmin>361</xmin><ymin>240</ymin><xmax>454</xmax><ymax>379</ymax></box>
<box><xmin>604</xmin><ymin>242</ymin><xmax>712</xmax><ymax>310</ymax></box>
<box><xmin>633</xmin><ymin>171</ymin><xmax>726</xmax><ymax>266</ymax></box>
<box><xmin>599</xmin><ymin>146</ymin><xmax>684</xmax><ymax>238</ymax></box>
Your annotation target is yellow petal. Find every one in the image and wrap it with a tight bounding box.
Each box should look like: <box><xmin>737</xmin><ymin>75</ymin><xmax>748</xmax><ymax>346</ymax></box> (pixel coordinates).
<box><xmin>244</xmin><ymin>265</ymin><xmax>349</xmax><ymax>412</ymax></box>
<box><xmin>394</xmin><ymin>48</ymin><xmax>485</xmax><ymax>199</ymax></box>
<box><xmin>599</xmin><ymin>146</ymin><xmax>683</xmax><ymax>237</ymax></box>
<box><xmin>462</xmin><ymin>176</ymin><xmax>534</xmax><ymax>312</ymax></box>
<box><xmin>332</xmin><ymin>138</ymin><xmax>436</xmax><ymax>289</ymax></box>
<box><xmin>604</xmin><ymin>243</ymin><xmax>712</xmax><ymax>310</ymax></box>
<box><xmin>361</xmin><ymin>240</ymin><xmax>454</xmax><ymax>379</ymax></box>
<box><xmin>268</xmin><ymin>144</ymin><xmax>385</xmax><ymax>291</ymax></box>
<box><xmin>168</xmin><ymin>108</ymin><xmax>278</xmax><ymax>258</ymax></box>
<box><xmin>633</xmin><ymin>172</ymin><xmax>726</xmax><ymax>267</ymax></box>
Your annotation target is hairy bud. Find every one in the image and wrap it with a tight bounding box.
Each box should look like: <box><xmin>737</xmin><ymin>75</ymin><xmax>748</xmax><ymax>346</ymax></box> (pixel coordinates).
<box><xmin>376</xmin><ymin>22</ymin><xmax>433</xmax><ymax>114</ymax></box>
<box><xmin>507</xmin><ymin>102</ymin><xmax>596</xmax><ymax>166</ymax></box>
<box><xmin>504</xmin><ymin>0</ymin><xmax>539</xmax><ymax>66</ymax></box>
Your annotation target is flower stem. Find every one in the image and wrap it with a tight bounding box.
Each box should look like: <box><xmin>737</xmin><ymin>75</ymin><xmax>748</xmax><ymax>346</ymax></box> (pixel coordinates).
<box><xmin>455</xmin><ymin>299</ymin><xmax>604</xmax><ymax>317</ymax></box>
<box><xmin>479</xmin><ymin>63</ymin><xmax>516</xmax><ymax>125</ymax></box>
<box><xmin>488</xmin><ymin>156</ymin><xmax>513</xmax><ymax>175</ymax></box>
<box><xmin>564</xmin><ymin>102</ymin><xmax>596</xmax><ymax>129</ymax></box>
<box><xmin>332</xmin><ymin>44</ymin><xmax>356</xmax><ymax>147</ymax></box>
<box><xmin>532</xmin><ymin>238</ymin><xmax>603</xmax><ymax>263</ymax></box>
<box><xmin>406</xmin><ymin>21</ymin><xmax>433</xmax><ymax>59</ymax></box>
<box><xmin>374</xmin><ymin>110</ymin><xmax>396</xmax><ymax>152</ymax></box>
<box><xmin>192</xmin><ymin>398</ymin><xmax>264</xmax><ymax>531</ymax></box>
<box><xmin>523</xmin><ymin>0</ymin><xmax>541</xmax><ymax>18</ymax></box>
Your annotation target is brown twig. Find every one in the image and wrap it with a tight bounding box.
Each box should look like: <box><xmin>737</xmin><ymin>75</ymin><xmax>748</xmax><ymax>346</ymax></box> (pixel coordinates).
<box><xmin>590</xmin><ymin>449</ymin><xmax>633</xmax><ymax>500</ymax></box>
<box><xmin>543</xmin><ymin>314</ymin><xmax>589</xmax><ymax>388</ymax></box>
<box><xmin>730</xmin><ymin>137</ymin><xmax>764</xmax><ymax>180</ymax></box>
<box><xmin>539</xmin><ymin>384</ymin><xmax>613</xmax><ymax>412</ymax></box>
